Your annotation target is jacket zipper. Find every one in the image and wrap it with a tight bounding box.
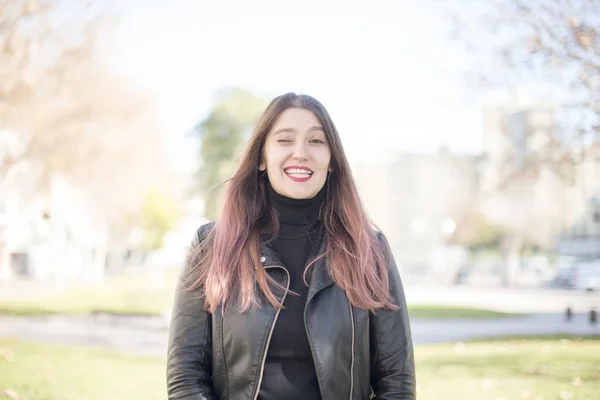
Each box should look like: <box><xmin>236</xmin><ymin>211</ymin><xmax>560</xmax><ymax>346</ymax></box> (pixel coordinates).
<box><xmin>252</xmin><ymin>266</ymin><xmax>290</xmax><ymax>400</ymax></box>
<box><xmin>349</xmin><ymin>303</ymin><xmax>355</xmax><ymax>400</ymax></box>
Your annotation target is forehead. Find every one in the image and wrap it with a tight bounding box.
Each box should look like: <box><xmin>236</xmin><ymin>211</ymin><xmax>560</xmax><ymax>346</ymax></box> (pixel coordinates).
<box><xmin>270</xmin><ymin>108</ymin><xmax>323</xmax><ymax>131</ymax></box>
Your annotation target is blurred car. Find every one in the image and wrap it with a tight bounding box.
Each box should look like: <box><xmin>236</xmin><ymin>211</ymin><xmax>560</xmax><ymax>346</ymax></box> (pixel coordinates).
<box><xmin>571</xmin><ymin>260</ymin><xmax>600</xmax><ymax>292</ymax></box>
<box><xmin>553</xmin><ymin>256</ymin><xmax>580</xmax><ymax>287</ymax></box>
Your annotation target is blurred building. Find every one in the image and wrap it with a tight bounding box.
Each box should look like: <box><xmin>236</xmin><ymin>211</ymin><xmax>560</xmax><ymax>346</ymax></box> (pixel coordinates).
<box><xmin>353</xmin><ymin>148</ymin><xmax>479</xmax><ymax>275</ymax></box>
<box><xmin>480</xmin><ymin>101</ymin><xmax>567</xmax><ymax>244</ymax></box>
<box><xmin>1</xmin><ymin>127</ymin><xmax>106</xmax><ymax>282</ymax></box>
<box><xmin>481</xmin><ymin>92</ymin><xmax>600</xmax><ymax>259</ymax></box>
<box><xmin>480</xmin><ymin>102</ymin><xmax>556</xmax><ymax>193</ymax></box>
<box><xmin>351</xmin><ymin>90</ymin><xmax>599</xmax><ymax>286</ymax></box>
<box><xmin>555</xmin><ymin>144</ymin><xmax>600</xmax><ymax>257</ymax></box>
<box><xmin>0</xmin><ymin>168</ymin><xmax>108</xmax><ymax>282</ymax></box>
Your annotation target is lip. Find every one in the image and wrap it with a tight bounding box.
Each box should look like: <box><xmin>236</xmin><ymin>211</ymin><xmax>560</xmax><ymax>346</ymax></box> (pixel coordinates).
<box><xmin>283</xmin><ymin>165</ymin><xmax>313</xmax><ymax>183</ymax></box>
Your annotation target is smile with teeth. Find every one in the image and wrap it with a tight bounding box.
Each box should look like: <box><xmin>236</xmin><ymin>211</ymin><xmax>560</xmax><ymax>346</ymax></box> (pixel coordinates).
<box><xmin>284</xmin><ymin>168</ymin><xmax>313</xmax><ymax>178</ymax></box>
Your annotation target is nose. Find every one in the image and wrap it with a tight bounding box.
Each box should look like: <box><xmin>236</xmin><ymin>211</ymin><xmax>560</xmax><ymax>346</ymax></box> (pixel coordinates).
<box><xmin>292</xmin><ymin>141</ymin><xmax>309</xmax><ymax>161</ymax></box>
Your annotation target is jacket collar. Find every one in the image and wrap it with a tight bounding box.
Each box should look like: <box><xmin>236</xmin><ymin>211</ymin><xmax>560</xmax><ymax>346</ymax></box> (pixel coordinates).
<box><xmin>259</xmin><ymin>234</ymin><xmax>334</xmax><ymax>301</ymax></box>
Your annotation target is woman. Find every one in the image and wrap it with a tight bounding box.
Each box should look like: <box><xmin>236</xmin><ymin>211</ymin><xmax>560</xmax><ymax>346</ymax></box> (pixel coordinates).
<box><xmin>167</xmin><ymin>93</ymin><xmax>416</xmax><ymax>400</ymax></box>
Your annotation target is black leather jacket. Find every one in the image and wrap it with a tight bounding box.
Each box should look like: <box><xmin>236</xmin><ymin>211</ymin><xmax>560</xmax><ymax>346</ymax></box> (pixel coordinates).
<box><xmin>167</xmin><ymin>223</ymin><xmax>416</xmax><ymax>399</ymax></box>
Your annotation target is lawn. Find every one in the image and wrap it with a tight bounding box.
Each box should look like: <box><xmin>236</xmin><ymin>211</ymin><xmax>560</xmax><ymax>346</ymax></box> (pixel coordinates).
<box><xmin>0</xmin><ymin>288</ymin><xmax>175</xmax><ymax>317</ymax></box>
<box><xmin>0</xmin><ymin>274</ymin><xmax>521</xmax><ymax>319</ymax></box>
<box><xmin>408</xmin><ymin>304</ymin><xmax>522</xmax><ymax>319</ymax></box>
<box><xmin>0</xmin><ymin>339</ymin><xmax>166</xmax><ymax>400</ymax></box>
<box><xmin>1</xmin><ymin>336</ymin><xmax>598</xmax><ymax>400</ymax></box>
<box><xmin>0</xmin><ymin>272</ymin><xmax>179</xmax><ymax>317</ymax></box>
<box><xmin>417</xmin><ymin>335</ymin><xmax>600</xmax><ymax>400</ymax></box>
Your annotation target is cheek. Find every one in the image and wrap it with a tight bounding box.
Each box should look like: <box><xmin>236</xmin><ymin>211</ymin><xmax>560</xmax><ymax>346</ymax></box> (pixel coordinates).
<box><xmin>265</xmin><ymin>152</ymin><xmax>281</xmax><ymax>168</ymax></box>
<box><xmin>262</xmin><ymin>144</ymin><xmax>275</xmax><ymax>167</ymax></box>
<box><xmin>264</xmin><ymin>146</ymin><xmax>287</xmax><ymax>170</ymax></box>
<box><xmin>320</xmin><ymin>151</ymin><xmax>332</xmax><ymax>171</ymax></box>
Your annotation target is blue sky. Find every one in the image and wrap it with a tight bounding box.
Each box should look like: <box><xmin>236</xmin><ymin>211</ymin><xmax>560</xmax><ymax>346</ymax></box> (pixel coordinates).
<box><xmin>107</xmin><ymin>0</ymin><xmax>484</xmax><ymax>172</ymax></box>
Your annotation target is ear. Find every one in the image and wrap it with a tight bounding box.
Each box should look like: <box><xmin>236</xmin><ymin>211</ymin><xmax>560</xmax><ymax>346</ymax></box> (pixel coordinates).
<box><xmin>259</xmin><ymin>160</ymin><xmax>266</xmax><ymax>171</ymax></box>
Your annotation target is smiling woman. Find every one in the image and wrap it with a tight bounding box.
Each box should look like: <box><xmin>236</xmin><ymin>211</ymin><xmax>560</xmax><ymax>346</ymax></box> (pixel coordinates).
<box><xmin>166</xmin><ymin>93</ymin><xmax>416</xmax><ymax>400</ymax></box>
<box><xmin>259</xmin><ymin>107</ymin><xmax>332</xmax><ymax>199</ymax></box>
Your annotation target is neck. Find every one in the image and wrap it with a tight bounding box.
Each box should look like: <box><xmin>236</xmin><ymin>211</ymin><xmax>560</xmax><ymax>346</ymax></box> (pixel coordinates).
<box><xmin>266</xmin><ymin>182</ymin><xmax>327</xmax><ymax>226</ymax></box>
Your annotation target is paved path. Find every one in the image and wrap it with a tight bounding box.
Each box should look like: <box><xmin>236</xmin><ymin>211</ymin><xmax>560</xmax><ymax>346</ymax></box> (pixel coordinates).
<box><xmin>0</xmin><ymin>314</ymin><xmax>169</xmax><ymax>358</ymax></box>
<box><xmin>0</xmin><ymin>312</ymin><xmax>598</xmax><ymax>359</ymax></box>
<box><xmin>404</xmin><ymin>284</ymin><xmax>600</xmax><ymax>313</ymax></box>
<box><xmin>410</xmin><ymin>313</ymin><xmax>599</xmax><ymax>344</ymax></box>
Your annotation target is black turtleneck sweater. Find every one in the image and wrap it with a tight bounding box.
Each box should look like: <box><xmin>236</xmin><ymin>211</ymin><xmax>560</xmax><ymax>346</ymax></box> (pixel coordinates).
<box><xmin>258</xmin><ymin>183</ymin><xmax>325</xmax><ymax>400</ymax></box>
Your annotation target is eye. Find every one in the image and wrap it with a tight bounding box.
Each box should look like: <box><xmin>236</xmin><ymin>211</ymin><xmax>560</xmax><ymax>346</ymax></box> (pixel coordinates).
<box><xmin>310</xmin><ymin>139</ymin><xmax>326</xmax><ymax>144</ymax></box>
<box><xmin>277</xmin><ymin>139</ymin><xmax>292</xmax><ymax>143</ymax></box>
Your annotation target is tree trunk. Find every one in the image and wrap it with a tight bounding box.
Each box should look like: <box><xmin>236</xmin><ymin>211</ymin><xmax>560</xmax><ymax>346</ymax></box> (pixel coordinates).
<box><xmin>503</xmin><ymin>235</ymin><xmax>523</xmax><ymax>287</ymax></box>
<box><xmin>0</xmin><ymin>241</ymin><xmax>11</xmax><ymax>280</ymax></box>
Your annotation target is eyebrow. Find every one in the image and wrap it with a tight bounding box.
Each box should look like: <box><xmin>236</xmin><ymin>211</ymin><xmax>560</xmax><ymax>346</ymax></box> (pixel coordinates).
<box><xmin>272</xmin><ymin>126</ymin><xmax>324</xmax><ymax>135</ymax></box>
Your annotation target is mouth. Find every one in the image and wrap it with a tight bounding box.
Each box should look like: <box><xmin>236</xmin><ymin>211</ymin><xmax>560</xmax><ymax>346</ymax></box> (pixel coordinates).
<box><xmin>284</xmin><ymin>166</ymin><xmax>313</xmax><ymax>182</ymax></box>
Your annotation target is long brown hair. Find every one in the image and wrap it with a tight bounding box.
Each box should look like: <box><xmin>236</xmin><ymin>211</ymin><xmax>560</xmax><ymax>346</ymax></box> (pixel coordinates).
<box><xmin>188</xmin><ymin>93</ymin><xmax>398</xmax><ymax>313</ymax></box>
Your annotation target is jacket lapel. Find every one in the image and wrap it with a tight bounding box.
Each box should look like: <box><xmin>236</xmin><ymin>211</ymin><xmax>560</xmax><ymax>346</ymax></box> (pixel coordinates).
<box><xmin>306</xmin><ymin>234</ymin><xmax>334</xmax><ymax>304</ymax></box>
<box><xmin>259</xmin><ymin>242</ymin><xmax>282</xmax><ymax>268</ymax></box>
<box><xmin>259</xmin><ymin>236</ymin><xmax>335</xmax><ymax>304</ymax></box>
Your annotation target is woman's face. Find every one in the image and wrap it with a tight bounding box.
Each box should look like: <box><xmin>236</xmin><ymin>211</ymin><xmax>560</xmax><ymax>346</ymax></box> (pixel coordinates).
<box><xmin>260</xmin><ymin>107</ymin><xmax>331</xmax><ymax>199</ymax></box>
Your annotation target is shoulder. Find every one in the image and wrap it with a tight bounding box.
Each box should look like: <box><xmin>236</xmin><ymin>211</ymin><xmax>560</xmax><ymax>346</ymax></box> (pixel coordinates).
<box><xmin>371</xmin><ymin>226</ymin><xmax>394</xmax><ymax>263</ymax></box>
<box><xmin>196</xmin><ymin>221</ymin><xmax>216</xmax><ymax>240</ymax></box>
<box><xmin>191</xmin><ymin>221</ymin><xmax>216</xmax><ymax>247</ymax></box>
<box><xmin>371</xmin><ymin>225</ymin><xmax>390</xmax><ymax>249</ymax></box>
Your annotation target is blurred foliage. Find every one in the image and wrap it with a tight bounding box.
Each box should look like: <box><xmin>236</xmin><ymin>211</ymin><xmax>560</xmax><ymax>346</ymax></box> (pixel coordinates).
<box><xmin>194</xmin><ymin>87</ymin><xmax>268</xmax><ymax>220</ymax></box>
<box><xmin>452</xmin><ymin>211</ymin><xmax>508</xmax><ymax>251</ymax></box>
<box><xmin>1</xmin><ymin>0</ymin><xmax>119</xmax><ymax>179</ymax></box>
<box><xmin>473</xmin><ymin>224</ymin><xmax>506</xmax><ymax>251</ymax></box>
<box><xmin>0</xmin><ymin>0</ymin><xmax>172</xmax><ymax>248</ymax></box>
<box><xmin>442</xmin><ymin>0</ymin><xmax>599</xmax><ymax>143</ymax></box>
<box><xmin>437</xmin><ymin>1</ymin><xmax>600</xmax><ymax>285</ymax></box>
<box><xmin>138</xmin><ymin>189</ymin><xmax>181</xmax><ymax>251</ymax></box>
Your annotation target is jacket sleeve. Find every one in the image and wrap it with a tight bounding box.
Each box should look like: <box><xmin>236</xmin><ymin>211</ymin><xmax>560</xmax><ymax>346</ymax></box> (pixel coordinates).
<box><xmin>370</xmin><ymin>232</ymin><xmax>416</xmax><ymax>399</ymax></box>
<box><xmin>166</xmin><ymin>226</ymin><xmax>217</xmax><ymax>400</ymax></box>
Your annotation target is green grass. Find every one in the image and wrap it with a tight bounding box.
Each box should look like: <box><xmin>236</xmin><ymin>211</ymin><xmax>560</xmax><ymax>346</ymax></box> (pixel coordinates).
<box><xmin>416</xmin><ymin>335</ymin><xmax>600</xmax><ymax>399</ymax></box>
<box><xmin>0</xmin><ymin>299</ymin><xmax>521</xmax><ymax>319</ymax></box>
<box><xmin>2</xmin><ymin>336</ymin><xmax>598</xmax><ymax>400</ymax></box>
<box><xmin>0</xmin><ymin>288</ymin><xmax>174</xmax><ymax>317</ymax></box>
<box><xmin>0</xmin><ymin>272</ymin><xmax>178</xmax><ymax>317</ymax></box>
<box><xmin>0</xmin><ymin>339</ymin><xmax>166</xmax><ymax>400</ymax></box>
<box><xmin>1</xmin><ymin>273</ymin><xmax>521</xmax><ymax>319</ymax></box>
<box><xmin>408</xmin><ymin>304</ymin><xmax>523</xmax><ymax>319</ymax></box>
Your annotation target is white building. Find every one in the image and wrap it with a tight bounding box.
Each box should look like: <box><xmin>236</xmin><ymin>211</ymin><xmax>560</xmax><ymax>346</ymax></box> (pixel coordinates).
<box><xmin>0</xmin><ymin>163</ymin><xmax>108</xmax><ymax>282</ymax></box>
<box><xmin>353</xmin><ymin>149</ymin><xmax>479</xmax><ymax>275</ymax></box>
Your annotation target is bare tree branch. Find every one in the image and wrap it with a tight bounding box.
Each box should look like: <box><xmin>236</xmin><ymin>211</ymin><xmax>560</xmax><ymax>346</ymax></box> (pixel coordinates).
<box><xmin>0</xmin><ymin>0</ymin><xmax>169</xmax><ymax>233</ymax></box>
